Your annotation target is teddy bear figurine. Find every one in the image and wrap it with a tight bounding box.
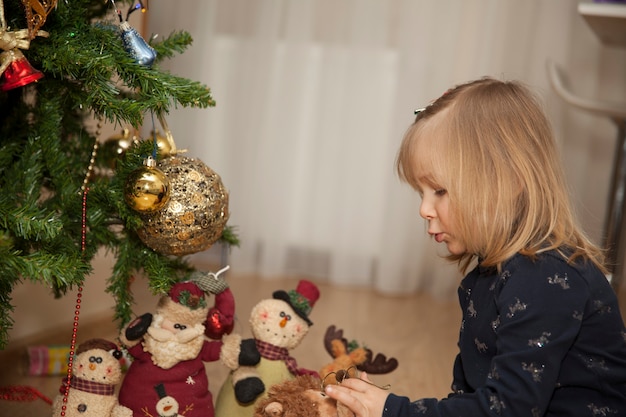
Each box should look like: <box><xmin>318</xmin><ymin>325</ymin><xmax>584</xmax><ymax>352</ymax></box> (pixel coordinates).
<box><xmin>51</xmin><ymin>338</ymin><xmax>132</xmax><ymax>417</ymax></box>
<box><xmin>117</xmin><ymin>267</ymin><xmax>255</xmax><ymax>417</ymax></box>
<box><xmin>215</xmin><ymin>279</ymin><xmax>320</xmax><ymax>417</ymax></box>
<box><xmin>254</xmin><ymin>374</ymin><xmax>354</xmax><ymax>417</ymax></box>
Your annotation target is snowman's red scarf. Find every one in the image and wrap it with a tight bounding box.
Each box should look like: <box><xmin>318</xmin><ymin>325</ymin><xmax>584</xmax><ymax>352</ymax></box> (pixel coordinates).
<box><xmin>255</xmin><ymin>339</ymin><xmax>311</xmax><ymax>376</ymax></box>
<box><xmin>59</xmin><ymin>375</ymin><xmax>115</xmax><ymax>396</ymax></box>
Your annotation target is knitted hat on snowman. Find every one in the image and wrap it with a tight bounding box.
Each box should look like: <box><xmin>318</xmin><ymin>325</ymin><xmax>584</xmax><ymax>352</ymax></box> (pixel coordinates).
<box><xmin>272</xmin><ymin>280</ymin><xmax>320</xmax><ymax>326</ymax></box>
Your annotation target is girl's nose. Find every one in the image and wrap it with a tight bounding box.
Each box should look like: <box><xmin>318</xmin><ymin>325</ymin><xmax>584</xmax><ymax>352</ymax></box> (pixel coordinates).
<box><xmin>419</xmin><ymin>198</ymin><xmax>435</xmax><ymax>220</ymax></box>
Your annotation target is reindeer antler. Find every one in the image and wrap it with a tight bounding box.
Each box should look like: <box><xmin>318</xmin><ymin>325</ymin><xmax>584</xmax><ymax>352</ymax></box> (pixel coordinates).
<box><xmin>358</xmin><ymin>349</ymin><xmax>399</xmax><ymax>375</ymax></box>
<box><xmin>323</xmin><ymin>325</ymin><xmax>348</xmax><ymax>357</ymax></box>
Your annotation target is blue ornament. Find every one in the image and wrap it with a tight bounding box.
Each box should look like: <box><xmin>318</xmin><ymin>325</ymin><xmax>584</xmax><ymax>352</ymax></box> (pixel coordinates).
<box><xmin>120</xmin><ymin>22</ymin><xmax>157</xmax><ymax>67</ymax></box>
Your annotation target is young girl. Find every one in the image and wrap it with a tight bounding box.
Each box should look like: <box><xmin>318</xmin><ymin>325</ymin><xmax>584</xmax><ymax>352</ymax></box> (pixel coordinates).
<box><xmin>324</xmin><ymin>78</ymin><xmax>626</xmax><ymax>417</ymax></box>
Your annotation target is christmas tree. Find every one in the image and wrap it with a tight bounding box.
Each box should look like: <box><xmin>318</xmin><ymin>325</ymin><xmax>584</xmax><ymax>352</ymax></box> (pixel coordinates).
<box><xmin>0</xmin><ymin>0</ymin><xmax>237</xmax><ymax>349</ymax></box>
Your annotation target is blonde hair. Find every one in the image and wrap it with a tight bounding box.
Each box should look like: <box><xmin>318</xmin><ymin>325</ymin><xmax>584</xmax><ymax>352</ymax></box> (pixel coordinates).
<box><xmin>397</xmin><ymin>77</ymin><xmax>606</xmax><ymax>274</ymax></box>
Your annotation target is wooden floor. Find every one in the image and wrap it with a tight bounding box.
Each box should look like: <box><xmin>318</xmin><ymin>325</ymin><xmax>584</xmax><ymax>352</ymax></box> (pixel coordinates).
<box><xmin>1</xmin><ymin>273</ymin><xmax>625</xmax><ymax>417</ymax></box>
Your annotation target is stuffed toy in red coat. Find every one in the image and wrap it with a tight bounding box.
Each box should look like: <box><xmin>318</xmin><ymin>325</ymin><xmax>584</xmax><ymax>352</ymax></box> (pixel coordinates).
<box><xmin>117</xmin><ymin>267</ymin><xmax>251</xmax><ymax>417</ymax></box>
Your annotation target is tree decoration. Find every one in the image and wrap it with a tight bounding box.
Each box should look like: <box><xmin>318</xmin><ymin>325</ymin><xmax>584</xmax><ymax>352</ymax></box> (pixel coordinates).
<box><xmin>124</xmin><ymin>155</ymin><xmax>171</xmax><ymax>213</ymax></box>
<box><xmin>0</xmin><ymin>48</ymin><xmax>41</xmax><ymax>90</ymax></box>
<box><xmin>148</xmin><ymin>128</ymin><xmax>174</xmax><ymax>158</ymax></box>
<box><xmin>20</xmin><ymin>0</ymin><xmax>57</xmax><ymax>39</ymax></box>
<box><xmin>111</xmin><ymin>0</ymin><xmax>156</xmax><ymax>67</ymax></box>
<box><xmin>152</xmin><ymin>111</ymin><xmax>182</xmax><ymax>158</ymax></box>
<box><xmin>0</xmin><ymin>0</ymin><xmax>225</xmax><ymax>349</ymax></box>
<box><xmin>101</xmin><ymin>127</ymin><xmax>139</xmax><ymax>168</ymax></box>
<box><xmin>0</xmin><ymin>0</ymin><xmax>48</xmax><ymax>90</ymax></box>
<box><xmin>137</xmin><ymin>155</ymin><xmax>229</xmax><ymax>256</ymax></box>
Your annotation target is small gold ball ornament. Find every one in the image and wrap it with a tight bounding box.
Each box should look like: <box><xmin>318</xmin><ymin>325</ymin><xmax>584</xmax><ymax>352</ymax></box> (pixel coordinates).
<box><xmin>136</xmin><ymin>156</ymin><xmax>229</xmax><ymax>256</ymax></box>
<box><xmin>102</xmin><ymin>127</ymin><xmax>139</xmax><ymax>168</ymax></box>
<box><xmin>124</xmin><ymin>156</ymin><xmax>171</xmax><ymax>213</ymax></box>
<box><xmin>149</xmin><ymin>129</ymin><xmax>174</xmax><ymax>158</ymax></box>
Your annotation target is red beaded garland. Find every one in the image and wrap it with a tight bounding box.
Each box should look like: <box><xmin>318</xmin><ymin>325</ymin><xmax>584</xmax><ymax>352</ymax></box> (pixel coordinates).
<box><xmin>60</xmin><ymin>187</ymin><xmax>90</xmax><ymax>415</ymax></box>
<box><xmin>4</xmin><ymin>136</ymin><xmax>100</xmax><ymax>414</ymax></box>
<box><xmin>0</xmin><ymin>385</ymin><xmax>52</xmax><ymax>404</ymax></box>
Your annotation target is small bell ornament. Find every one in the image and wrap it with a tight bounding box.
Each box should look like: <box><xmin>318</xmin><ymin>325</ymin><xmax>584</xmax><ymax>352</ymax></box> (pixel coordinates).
<box><xmin>0</xmin><ymin>0</ymin><xmax>51</xmax><ymax>91</ymax></box>
<box><xmin>124</xmin><ymin>156</ymin><xmax>170</xmax><ymax>213</ymax></box>
<box><xmin>120</xmin><ymin>21</ymin><xmax>156</xmax><ymax>67</ymax></box>
<box><xmin>0</xmin><ymin>49</ymin><xmax>43</xmax><ymax>91</ymax></box>
<box><xmin>111</xmin><ymin>0</ymin><xmax>156</xmax><ymax>67</ymax></box>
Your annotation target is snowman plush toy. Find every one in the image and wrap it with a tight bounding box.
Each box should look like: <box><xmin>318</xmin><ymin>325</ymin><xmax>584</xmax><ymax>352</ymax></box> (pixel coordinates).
<box><xmin>51</xmin><ymin>338</ymin><xmax>132</xmax><ymax>417</ymax></box>
<box><xmin>215</xmin><ymin>279</ymin><xmax>320</xmax><ymax>417</ymax></box>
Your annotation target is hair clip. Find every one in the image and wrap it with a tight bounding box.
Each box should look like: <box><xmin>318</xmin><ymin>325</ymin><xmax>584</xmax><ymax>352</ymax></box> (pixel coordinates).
<box><xmin>413</xmin><ymin>107</ymin><xmax>426</xmax><ymax>115</ymax></box>
<box><xmin>320</xmin><ymin>365</ymin><xmax>391</xmax><ymax>393</ymax></box>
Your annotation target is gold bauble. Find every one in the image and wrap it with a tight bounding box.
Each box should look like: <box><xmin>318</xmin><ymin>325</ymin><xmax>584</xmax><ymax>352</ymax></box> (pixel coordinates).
<box><xmin>102</xmin><ymin>127</ymin><xmax>139</xmax><ymax>168</ymax></box>
<box><xmin>149</xmin><ymin>130</ymin><xmax>174</xmax><ymax>158</ymax></box>
<box><xmin>136</xmin><ymin>156</ymin><xmax>229</xmax><ymax>256</ymax></box>
<box><xmin>124</xmin><ymin>157</ymin><xmax>171</xmax><ymax>213</ymax></box>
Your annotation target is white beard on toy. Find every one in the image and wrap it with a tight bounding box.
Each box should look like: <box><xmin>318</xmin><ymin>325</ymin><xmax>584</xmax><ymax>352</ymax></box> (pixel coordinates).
<box><xmin>143</xmin><ymin>313</ymin><xmax>206</xmax><ymax>369</ymax></box>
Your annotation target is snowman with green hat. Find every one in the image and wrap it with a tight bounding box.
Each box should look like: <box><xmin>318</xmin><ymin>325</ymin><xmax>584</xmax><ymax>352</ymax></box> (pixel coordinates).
<box><xmin>216</xmin><ymin>279</ymin><xmax>320</xmax><ymax>417</ymax></box>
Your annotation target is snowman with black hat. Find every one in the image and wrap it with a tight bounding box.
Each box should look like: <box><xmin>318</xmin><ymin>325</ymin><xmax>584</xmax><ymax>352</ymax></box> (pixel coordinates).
<box><xmin>215</xmin><ymin>279</ymin><xmax>320</xmax><ymax>417</ymax></box>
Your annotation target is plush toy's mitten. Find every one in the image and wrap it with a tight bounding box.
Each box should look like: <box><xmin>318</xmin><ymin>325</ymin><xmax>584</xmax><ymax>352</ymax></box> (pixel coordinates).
<box><xmin>220</xmin><ymin>333</ymin><xmax>265</xmax><ymax>403</ymax></box>
<box><xmin>233</xmin><ymin>366</ymin><xmax>265</xmax><ymax>404</ymax></box>
<box><xmin>119</xmin><ymin>312</ymin><xmax>152</xmax><ymax>347</ymax></box>
<box><xmin>239</xmin><ymin>338</ymin><xmax>261</xmax><ymax>365</ymax></box>
<box><xmin>191</xmin><ymin>269</ymin><xmax>229</xmax><ymax>295</ymax></box>
<box><xmin>220</xmin><ymin>333</ymin><xmax>262</xmax><ymax>368</ymax></box>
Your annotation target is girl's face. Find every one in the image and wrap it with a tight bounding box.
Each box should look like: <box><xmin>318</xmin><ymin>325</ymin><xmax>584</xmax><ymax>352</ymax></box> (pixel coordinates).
<box><xmin>412</xmin><ymin>114</ymin><xmax>467</xmax><ymax>256</ymax></box>
<box><xmin>417</xmin><ymin>181</ymin><xmax>466</xmax><ymax>256</ymax></box>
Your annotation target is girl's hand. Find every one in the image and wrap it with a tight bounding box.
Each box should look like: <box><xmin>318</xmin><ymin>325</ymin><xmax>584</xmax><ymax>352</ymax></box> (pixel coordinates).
<box><xmin>324</xmin><ymin>372</ymin><xmax>390</xmax><ymax>417</ymax></box>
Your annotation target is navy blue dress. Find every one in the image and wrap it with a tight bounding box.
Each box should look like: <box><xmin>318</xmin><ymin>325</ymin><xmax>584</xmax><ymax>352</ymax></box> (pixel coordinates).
<box><xmin>383</xmin><ymin>251</ymin><xmax>626</xmax><ymax>416</ymax></box>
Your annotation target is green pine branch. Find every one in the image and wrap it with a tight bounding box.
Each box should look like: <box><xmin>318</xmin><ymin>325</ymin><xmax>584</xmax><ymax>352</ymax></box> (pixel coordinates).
<box><xmin>0</xmin><ymin>0</ymin><xmax>236</xmax><ymax>349</ymax></box>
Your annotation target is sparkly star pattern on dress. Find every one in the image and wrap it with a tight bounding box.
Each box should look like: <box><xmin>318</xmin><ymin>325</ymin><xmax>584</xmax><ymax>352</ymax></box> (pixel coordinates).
<box><xmin>488</xmin><ymin>394</ymin><xmax>505</xmax><ymax>414</ymax></box>
<box><xmin>587</xmin><ymin>403</ymin><xmax>617</xmax><ymax>416</ymax></box>
<box><xmin>505</xmin><ymin>297</ymin><xmax>527</xmax><ymax>318</ymax></box>
<box><xmin>474</xmin><ymin>338</ymin><xmax>488</xmax><ymax>353</ymax></box>
<box><xmin>528</xmin><ymin>331</ymin><xmax>551</xmax><ymax>348</ymax></box>
<box><xmin>467</xmin><ymin>300</ymin><xmax>477</xmax><ymax>318</ymax></box>
<box><xmin>547</xmin><ymin>273</ymin><xmax>570</xmax><ymax>289</ymax></box>
<box><xmin>521</xmin><ymin>362</ymin><xmax>545</xmax><ymax>382</ymax></box>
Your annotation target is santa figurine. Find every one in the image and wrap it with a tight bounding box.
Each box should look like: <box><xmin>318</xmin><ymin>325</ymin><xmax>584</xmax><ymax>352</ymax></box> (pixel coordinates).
<box><xmin>117</xmin><ymin>267</ymin><xmax>249</xmax><ymax>417</ymax></box>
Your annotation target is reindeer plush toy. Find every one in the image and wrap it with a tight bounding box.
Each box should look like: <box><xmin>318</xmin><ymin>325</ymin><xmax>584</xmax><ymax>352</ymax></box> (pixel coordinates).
<box><xmin>319</xmin><ymin>325</ymin><xmax>398</xmax><ymax>385</ymax></box>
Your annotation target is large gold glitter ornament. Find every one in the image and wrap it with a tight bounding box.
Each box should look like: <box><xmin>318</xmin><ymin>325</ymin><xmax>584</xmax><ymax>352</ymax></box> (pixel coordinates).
<box><xmin>124</xmin><ymin>156</ymin><xmax>170</xmax><ymax>213</ymax></box>
<box><xmin>136</xmin><ymin>156</ymin><xmax>229</xmax><ymax>256</ymax></box>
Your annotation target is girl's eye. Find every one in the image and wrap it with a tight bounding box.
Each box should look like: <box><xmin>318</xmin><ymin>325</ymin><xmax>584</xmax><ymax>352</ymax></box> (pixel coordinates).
<box><xmin>434</xmin><ymin>189</ymin><xmax>447</xmax><ymax>196</ymax></box>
